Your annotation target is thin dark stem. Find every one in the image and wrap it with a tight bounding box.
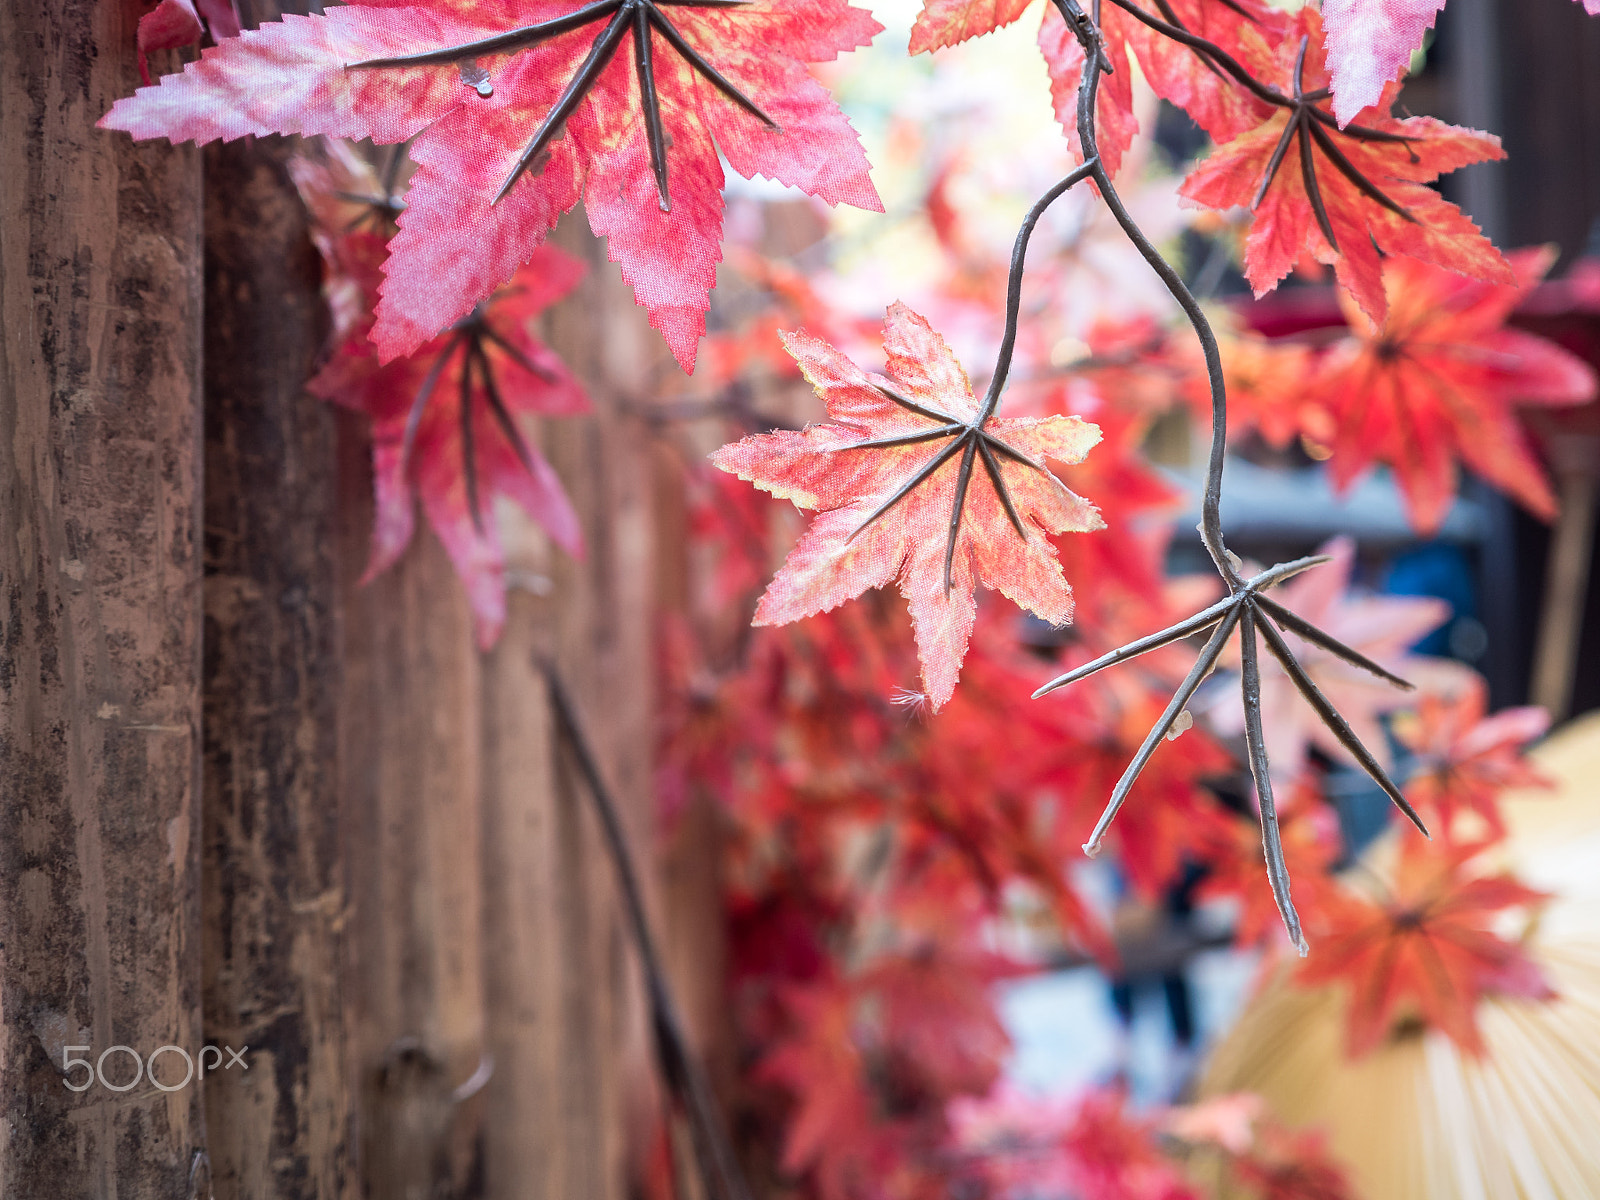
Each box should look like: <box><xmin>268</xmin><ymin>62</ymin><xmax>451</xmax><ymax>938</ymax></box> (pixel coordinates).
<box><xmin>346</xmin><ymin>0</ymin><xmax>622</xmax><ymax>68</ymax></box>
<box><xmin>874</xmin><ymin>381</ymin><xmax>962</xmax><ymax>426</ymax></box>
<box><xmin>635</xmin><ymin>5</ymin><xmax>671</xmax><ymax>212</ymax></box>
<box><xmin>470</xmin><ymin>339</ymin><xmax>540</xmax><ymax>476</ymax></box>
<box><xmin>1097</xmin><ymin>0</ymin><xmax>1290</xmax><ymax>109</ymax></box>
<box><xmin>845</xmin><ymin>435</ymin><xmax>966</xmax><ymax>542</ymax></box>
<box><xmin>977</xmin><ymin>438</ymin><xmax>1027</xmax><ymax>539</ymax></box>
<box><xmin>542</xmin><ymin>665</ymin><xmax>753</xmax><ymax>1200</ymax></box>
<box><xmin>482</xmin><ymin>327</ymin><xmax>560</xmax><ymax>382</ymax></box>
<box><xmin>1059</xmin><ymin>0</ymin><xmax>1235</xmax><ymax>583</ymax></box>
<box><xmin>460</xmin><ymin>340</ymin><xmax>483</xmax><ymax>531</ymax></box>
<box><xmin>1254</xmin><ymin>594</ymin><xmax>1415</xmax><ymax>689</ymax></box>
<box><xmin>647</xmin><ymin>7</ymin><xmax>776</xmax><ymax>127</ymax></box>
<box><xmin>495</xmin><ymin>5</ymin><xmax>633</xmax><ymax>203</ymax></box>
<box><xmin>943</xmin><ymin>437</ymin><xmax>980</xmax><ymax>592</ymax></box>
<box><xmin>1017</xmin><ymin>0</ymin><xmax>1434</xmax><ymax>954</ymax></box>
<box><xmin>399</xmin><ymin>333</ymin><xmax>463</xmax><ymax>481</ymax></box>
<box><xmin>977</xmin><ymin>156</ymin><xmax>1099</xmax><ymax>422</ymax></box>
<box><xmin>1238</xmin><ymin>611</ymin><xmax>1307</xmax><ymax>954</ymax></box>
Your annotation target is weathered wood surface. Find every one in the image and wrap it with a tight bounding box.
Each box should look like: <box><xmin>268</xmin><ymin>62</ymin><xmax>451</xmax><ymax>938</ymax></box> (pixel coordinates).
<box><xmin>201</xmin><ymin>137</ymin><xmax>355</xmax><ymax>1200</ymax></box>
<box><xmin>478</xmin><ymin>212</ymin><xmax>663</xmax><ymax>1200</ymax></box>
<box><xmin>0</xmin><ymin>0</ymin><xmax>206</xmax><ymax>1195</ymax></box>
<box><xmin>336</xmin><ymin>409</ymin><xmax>488</xmax><ymax>1200</ymax></box>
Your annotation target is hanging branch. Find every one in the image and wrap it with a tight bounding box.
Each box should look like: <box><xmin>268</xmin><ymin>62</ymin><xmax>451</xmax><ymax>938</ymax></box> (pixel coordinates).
<box><xmin>542</xmin><ymin>662</ymin><xmax>754</xmax><ymax>1200</ymax></box>
<box><xmin>994</xmin><ymin>0</ymin><xmax>1428</xmax><ymax>954</ymax></box>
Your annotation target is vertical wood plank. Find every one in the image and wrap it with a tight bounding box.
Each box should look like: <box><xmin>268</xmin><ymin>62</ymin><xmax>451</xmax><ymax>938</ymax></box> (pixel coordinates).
<box><xmin>200</xmin><ymin>137</ymin><xmax>354</xmax><ymax>1200</ymax></box>
<box><xmin>337</xmin><ymin>411</ymin><xmax>487</xmax><ymax>1200</ymax></box>
<box><xmin>479</xmin><ymin>213</ymin><xmax>661</xmax><ymax>1200</ymax></box>
<box><xmin>0</xmin><ymin>0</ymin><xmax>206</xmax><ymax>1195</ymax></box>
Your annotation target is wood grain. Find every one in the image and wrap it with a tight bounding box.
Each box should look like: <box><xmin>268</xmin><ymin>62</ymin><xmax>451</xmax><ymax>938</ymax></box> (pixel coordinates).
<box><xmin>0</xmin><ymin>0</ymin><xmax>206</xmax><ymax>1195</ymax></box>
<box><xmin>200</xmin><ymin>137</ymin><xmax>354</xmax><ymax>1200</ymax></box>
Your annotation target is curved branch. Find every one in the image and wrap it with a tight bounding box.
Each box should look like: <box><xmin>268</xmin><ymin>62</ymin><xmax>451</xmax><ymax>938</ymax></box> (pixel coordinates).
<box><xmin>1053</xmin><ymin>0</ymin><xmax>1238</xmax><ymax>582</ymax></box>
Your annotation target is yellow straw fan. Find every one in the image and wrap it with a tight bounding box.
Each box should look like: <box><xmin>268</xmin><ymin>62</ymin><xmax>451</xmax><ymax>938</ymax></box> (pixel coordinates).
<box><xmin>1198</xmin><ymin>711</ymin><xmax>1600</xmax><ymax>1200</ymax></box>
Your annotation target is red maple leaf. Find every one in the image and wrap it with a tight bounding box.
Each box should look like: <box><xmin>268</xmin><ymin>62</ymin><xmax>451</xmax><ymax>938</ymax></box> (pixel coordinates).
<box><xmin>1180</xmin><ymin>7</ymin><xmax>1511</xmax><ymax>325</ymax></box>
<box><xmin>1308</xmin><ymin>247</ymin><xmax>1597</xmax><ymax>535</ymax></box>
<box><xmin>101</xmin><ymin>0</ymin><xmax>883</xmax><ymax>372</ymax></box>
<box><xmin>311</xmin><ymin>239</ymin><xmax>589</xmax><ymax>646</ymax></box>
<box><xmin>1392</xmin><ymin>675</ymin><xmax>1552</xmax><ymax>846</ymax></box>
<box><xmin>1296</xmin><ymin>838</ymin><xmax>1554</xmax><ymax>1056</ymax></box>
<box><xmin>711</xmin><ymin>303</ymin><xmax>1103</xmax><ymax>711</ymax></box>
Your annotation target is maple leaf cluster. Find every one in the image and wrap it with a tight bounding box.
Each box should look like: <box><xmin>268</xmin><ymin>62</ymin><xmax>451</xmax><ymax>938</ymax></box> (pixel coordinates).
<box><xmin>1174</xmin><ymin>248</ymin><xmax>1598</xmax><ymax>535</ymax></box>
<box><xmin>652</xmin><ymin>128</ymin><xmax>1570</xmax><ymax>1185</ymax></box>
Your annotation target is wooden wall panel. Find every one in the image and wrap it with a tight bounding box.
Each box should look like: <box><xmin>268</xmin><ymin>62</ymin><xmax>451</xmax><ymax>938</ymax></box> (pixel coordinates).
<box><xmin>200</xmin><ymin>137</ymin><xmax>354</xmax><ymax>1200</ymax></box>
<box><xmin>0</xmin><ymin>0</ymin><xmax>206</xmax><ymax>1195</ymax></box>
<box><xmin>337</xmin><ymin>414</ymin><xmax>487</xmax><ymax>1200</ymax></box>
<box><xmin>479</xmin><ymin>211</ymin><xmax>664</xmax><ymax>1200</ymax></box>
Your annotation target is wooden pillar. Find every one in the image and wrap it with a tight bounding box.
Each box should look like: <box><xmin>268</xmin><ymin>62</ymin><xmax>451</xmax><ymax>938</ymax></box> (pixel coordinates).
<box><xmin>0</xmin><ymin>0</ymin><xmax>206</xmax><ymax>1195</ymax></box>
<box><xmin>200</xmin><ymin>137</ymin><xmax>354</xmax><ymax>1199</ymax></box>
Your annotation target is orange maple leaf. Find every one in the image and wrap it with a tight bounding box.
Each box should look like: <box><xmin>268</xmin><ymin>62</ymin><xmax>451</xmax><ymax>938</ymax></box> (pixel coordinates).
<box><xmin>1392</xmin><ymin>675</ymin><xmax>1552</xmax><ymax>846</ymax></box>
<box><xmin>1180</xmin><ymin>7</ymin><xmax>1511</xmax><ymax>325</ymax></box>
<box><xmin>1296</xmin><ymin>838</ymin><xmax>1554</xmax><ymax>1056</ymax></box>
<box><xmin>712</xmin><ymin>303</ymin><xmax>1103</xmax><ymax>710</ymax></box>
<box><xmin>1311</xmin><ymin>247</ymin><xmax>1598</xmax><ymax>535</ymax></box>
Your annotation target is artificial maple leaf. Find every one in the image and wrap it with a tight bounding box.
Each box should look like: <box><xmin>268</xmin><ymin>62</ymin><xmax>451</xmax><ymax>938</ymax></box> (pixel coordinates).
<box><xmin>1210</xmin><ymin>535</ymin><xmax>1466</xmax><ymax>778</ymax></box>
<box><xmin>1310</xmin><ymin>247</ymin><xmax>1598</xmax><ymax>535</ymax></box>
<box><xmin>1392</xmin><ymin>675</ymin><xmax>1551</xmax><ymax>846</ymax></box>
<box><xmin>289</xmin><ymin>140</ymin><xmax>416</xmax><ymax>354</ymax></box>
<box><xmin>1319</xmin><ymin>0</ymin><xmax>1443</xmax><ymax>126</ymax></box>
<box><xmin>1296</xmin><ymin>837</ymin><xmax>1554</xmax><ymax>1056</ymax></box>
<box><xmin>1180</xmin><ymin>7</ymin><xmax>1511</xmax><ymax>325</ymax></box>
<box><xmin>711</xmin><ymin>303</ymin><xmax>1103</xmax><ymax>711</ymax></box>
<box><xmin>101</xmin><ymin>0</ymin><xmax>884</xmax><ymax>373</ymax></box>
<box><xmin>312</xmin><ymin>242</ymin><xmax>589</xmax><ymax>645</ymax></box>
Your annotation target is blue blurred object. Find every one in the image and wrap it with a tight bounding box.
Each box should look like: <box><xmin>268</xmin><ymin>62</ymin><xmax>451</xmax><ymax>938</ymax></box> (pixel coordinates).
<box><xmin>1382</xmin><ymin>541</ymin><xmax>1479</xmax><ymax>657</ymax></box>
